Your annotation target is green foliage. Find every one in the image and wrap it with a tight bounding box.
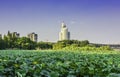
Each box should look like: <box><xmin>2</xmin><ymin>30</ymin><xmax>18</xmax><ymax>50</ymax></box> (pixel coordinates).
<box><xmin>0</xmin><ymin>38</ymin><xmax>6</xmax><ymax>49</ymax></box>
<box><xmin>2</xmin><ymin>31</ymin><xmax>36</xmax><ymax>50</ymax></box>
<box><xmin>0</xmin><ymin>50</ymin><xmax>120</xmax><ymax>77</ymax></box>
<box><xmin>53</xmin><ymin>42</ymin><xmax>66</xmax><ymax>50</ymax></box>
<box><xmin>53</xmin><ymin>40</ymin><xmax>89</xmax><ymax>50</ymax></box>
<box><xmin>3</xmin><ymin>31</ymin><xmax>19</xmax><ymax>49</ymax></box>
<box><xmin>99</xmin><ymin>46</ymin><xmax>112</xmax><ymax>50</ymax></box>
<box><xmin>57</xmin><ymin>40</ymin><xmax>89</xmax><ymax>46</ymax></box>
<box><xmin>17</xmin><ymin>37</ymin><xmax>36</xmax><ymax>50</ymax></box>
<box><xmin>37</xmin><ymin>42</ymin><xmax>53</xmax><ymax>50</ymax></box>
<box><xmin>62</xmin><ymin>45</ymin><xmax>112</xmax><ymax>51</ymax></box>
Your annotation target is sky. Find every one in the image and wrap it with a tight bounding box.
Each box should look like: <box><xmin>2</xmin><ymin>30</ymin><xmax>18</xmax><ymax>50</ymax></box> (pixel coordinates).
<box><xmin>0</xmin><ymin>0</ymin><xmax>120</xmax><ymax>44</ymax></box>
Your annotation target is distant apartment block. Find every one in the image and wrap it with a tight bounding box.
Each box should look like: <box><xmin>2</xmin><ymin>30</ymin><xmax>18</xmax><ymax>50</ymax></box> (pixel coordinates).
<box><xmin>7</xmin><ymin>31</ymin><xmax>20</xmax><ymax>38</ymax></box>
<box><xmin>12</xmin><ymin>32</ymin><xmax>20</xmax><ymax>38</ymax></box>
<box><xmin>27</xmin><ymin>32</ymin><xmax>38</xmax><ymax>42</ymax></box>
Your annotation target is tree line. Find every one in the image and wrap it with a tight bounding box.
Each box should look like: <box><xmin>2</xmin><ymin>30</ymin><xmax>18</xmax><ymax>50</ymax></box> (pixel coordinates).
<box><xmin>0</xmin><ymin>31</ymin><xmax>92</xmax><ymax>50</ymax></box>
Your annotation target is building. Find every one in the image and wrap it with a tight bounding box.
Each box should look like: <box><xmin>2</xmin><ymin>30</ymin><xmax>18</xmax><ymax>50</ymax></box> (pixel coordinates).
<box><xmin>7</xmin><ymin>31</ymin><xmax>20</xmax><ymax>38</ymax></box>
<box><xmin>59</xmin><ymin>22</ymin><xmax>70</xmax><ymax>41</ymax></box>
<box><xmin>27</xmin><ymin>32</ymin><xmax>38</xmax><ymax>42</ymax></box>
<box><xmin>12</xmin><ymin>32</ymin><xmax>20</xmax><ymax>38</ymax></box>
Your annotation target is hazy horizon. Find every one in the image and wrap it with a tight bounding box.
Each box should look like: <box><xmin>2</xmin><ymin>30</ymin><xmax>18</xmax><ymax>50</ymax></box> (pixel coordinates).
<box><xmin>0</xmin><ymin>0</ymin><xmax>120</xmax><ymax>44</ymax></box>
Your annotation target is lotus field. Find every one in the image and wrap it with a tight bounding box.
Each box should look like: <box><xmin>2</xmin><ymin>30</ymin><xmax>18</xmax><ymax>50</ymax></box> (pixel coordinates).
<box><xmin>0</xmin><ymin>50</ymin><xmax>120</xmax><ymax>77</ymax></box>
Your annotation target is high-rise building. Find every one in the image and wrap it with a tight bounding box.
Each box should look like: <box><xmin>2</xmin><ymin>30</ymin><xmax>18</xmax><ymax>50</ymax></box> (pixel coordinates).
<box><xmin>27</xmin><ymin>32</ymin><xmax>38</xmax><ymax>42</ymax></box>
<box><xmin>59</xmin><ymin>22</ymin><xmax>70</xmax><ymax>41</ymax></box>
<box><xmin>12</xmin><ymin>32</ymin><xmax>20</xmax><ymax>38</ymax></box>
<box><xmin>7</xmin><ymin>31</ymin><xmax>20</xmax><ymax>38</ymax></box>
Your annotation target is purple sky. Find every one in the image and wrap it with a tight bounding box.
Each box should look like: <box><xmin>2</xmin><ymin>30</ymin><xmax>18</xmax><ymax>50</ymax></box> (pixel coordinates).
<box><xmin>0</xmin><ymin>0</ymin><xmax>120</xmax><ymax>44</ymax></box>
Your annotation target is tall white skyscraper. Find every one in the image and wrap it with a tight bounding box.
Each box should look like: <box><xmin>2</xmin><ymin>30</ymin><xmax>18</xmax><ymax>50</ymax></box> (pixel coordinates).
<box><xmin>59</xmin><ymin>22</ymin><xmax>70</xmax><ymax>41</ymax></box>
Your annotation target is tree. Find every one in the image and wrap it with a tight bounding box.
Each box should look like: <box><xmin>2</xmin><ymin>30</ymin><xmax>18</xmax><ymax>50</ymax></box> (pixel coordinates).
<box><xmin>53</xmin><ymin>40</ymin><xmax>89</xmax><ymax>50</ymax></box>
<box><xmin>16</xmin><ymin>37</ymin><xmax>36</xmax><ymax>50</ymax></box>
<box><xmin>80</xmin><ymin>40</ymin><xmax>89</xmax><ymax>47</ymax></box>
<box><xmin>0</xmin><ymin>38</ymin><xmax>6</xmax><ymax>49</ymax></box>
<box><xmin>37</xmin><ymin>42</ymin><xmax>53</xmax><ymax>50</ymax></box>
<box><xmin>3</xmin><ymin>31</ymin><xmax>19</xmax><ymax>49</ymax></box>
<box><xmin>53</xmin><ymin>42</ymin><xmax>65</xmax><ymax>50</ymax></box>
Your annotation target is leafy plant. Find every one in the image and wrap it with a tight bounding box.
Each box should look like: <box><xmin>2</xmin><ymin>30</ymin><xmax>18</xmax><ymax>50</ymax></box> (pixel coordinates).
<box><xmin>0</xmin><ymin>50</ymin><xmax>120</xmax><ymax>77</ymax></box>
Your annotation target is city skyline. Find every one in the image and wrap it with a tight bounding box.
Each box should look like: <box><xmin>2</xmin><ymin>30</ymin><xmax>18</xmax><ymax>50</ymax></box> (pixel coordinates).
<box><xmin>0</xmin><ymin>0</ymin><xmax>120</xmax><ymax>44</ymax></box>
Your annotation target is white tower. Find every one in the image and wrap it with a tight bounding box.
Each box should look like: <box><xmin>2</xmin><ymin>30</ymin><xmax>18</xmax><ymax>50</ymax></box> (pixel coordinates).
<box><xmin>59</xmin><ymin>22</ymin><xmax>70</xmax><ymax>41</ymax></box>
